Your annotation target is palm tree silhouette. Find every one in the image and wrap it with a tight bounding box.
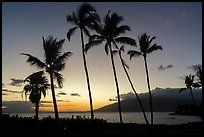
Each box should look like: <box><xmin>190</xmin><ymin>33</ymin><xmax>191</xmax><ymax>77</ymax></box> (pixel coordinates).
<box><xmin>193</xmin><ymin>67</ymin><xmax>202</xmax><ymax>88</ymax></box>
<box><xmin>128</xmin><ymin>33</ymin><xmax>162</xmax><ymax>125</ymax></box>
<box><xmin>66</xmin><ymin>3</ymin><xmax>100</xmax><ymax>121</ymax></box>
<box><xmin>21</xmin><ymin>36</ymin><xmax>72</xmax><ymax>121</ymax></box>
<box><xmin>23</xmin><ymin>71</ymin><xmax>49</xmax><ymax>120</ymax></box>
<box><xmin>85</xmin><ymin>11</ymin><xmax>136</xmax><ymax>124</ymax></box>
<box><xmin>179</xmin><ymin>74</ymin><xmax>198</xmax><ymax>107</ymax></box>
<box><xmin>112</xmin><ymin>46</ymin><xmax>149</xmax><ymax>125</ymax></box>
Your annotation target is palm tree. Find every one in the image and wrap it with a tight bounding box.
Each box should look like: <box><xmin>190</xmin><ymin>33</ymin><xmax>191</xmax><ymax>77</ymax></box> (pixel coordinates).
<box><xmin>179</xmin><ymin>74</ymin><xmax>198</xmax><ymax>107</ymax></box>
<box><xmin>66</xmin><ymin>3</ymin><xmax>100</xmax><ymax>121</ymax></box>
<box><xmin>23</xmin><ymin>71</ymin><xmax>49</xmax><ymax>120</ymax></box>
<box><xmin>128</xmin><ymin>33</ymin><xmax>163</xmax><ymax>125</ymax></box>
<box><xmin>119</xmin><ymin>46</ymin><xmax>149</xmax><ymax>124</ymax></box>
<box><xmin>112</xmin><ymin>46</ymin><xmax>149</xmax><ymax>124</ymax></box>
<box><xmin>21</xmin><ymin>36</ymin><xmax>72</xmax><ymax>121</ymax></box>
<box><xmin>85</xmin><ymin>11</ymin><xmax>136</xmax><ymax>124</ymax></box>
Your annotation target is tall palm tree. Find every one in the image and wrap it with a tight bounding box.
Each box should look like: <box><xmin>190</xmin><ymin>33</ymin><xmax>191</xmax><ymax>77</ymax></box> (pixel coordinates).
<box><xmin>85</xmin><ymin>11</ymin><xmax>136</xmax><ymax>124</ymax></box>
<box><xmin>128</xmin><ymin>33</ymin><xmax>163</xmax><ymax>125</ymax></box>
<box><xmin>23</xmin><ymin>71</ymin><xmax>49</xmax><ymax>120</ymax></box>
<box><xmin>21</xmin><ymin>36</ymin><xmax>72</xmax><ymax>121</ymax></box>
<box><xmin>179</xmin><ymin>74</ymin><xmax>198</xmax><ymax>107</ymax></box>
<box><xmin>66</xmin><ymin>3</ymin><xmax>100</xmax><ymax>120</ymax></box>
<box><xmin>112</xmin><ymin>46</ymin><xmax>149</xmax><ymax>124</ymax></box>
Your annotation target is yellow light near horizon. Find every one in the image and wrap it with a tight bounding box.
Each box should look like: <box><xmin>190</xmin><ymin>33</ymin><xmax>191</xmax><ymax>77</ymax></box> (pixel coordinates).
<box><xmin>2</xmin><ymin>106</ymin><xmax>7</xmax><ymax>109</ymax></box>
<box><xmin>38</xmin><ymin>100</ymin><xmax>112</xmax><ymax>112</ymax></box>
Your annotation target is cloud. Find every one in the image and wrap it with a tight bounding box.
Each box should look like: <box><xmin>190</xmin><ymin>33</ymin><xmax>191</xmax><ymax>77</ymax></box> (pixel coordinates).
<box><xmin>2</xmin><ymin>93</ymin><xmax>8</xmax><ymax>96</ymax></box>
<box><xmin>40</xmin><ymin>101</ymin><xmax>52</xmax><ymax>104</ymax></box>
<box><xmin>70</xmin><ymin>93</ymin><xmax>81</xmax><ymax>97</ymax></box>
<box><xmin>57</xmin><ymin>100</ymin><xmax>64</xmax><ymax>102</ymax></box>
<box><xmin>40</xmin><ymin>104</ymin><xmax>53</xmax><ymax>108</ymax></box>
<box><xmin>57</xmin><ymin>91</ymin><xmax>67</xmax><ymax>96</ymax></box>
<box><xmin>166</xmin><ymin>65</ymin><xmax>173</xmax><ymax>69</ymax></box>
<box><xmin>58</xmin><ymin>92</ymin><xmax>67</xmax><ymax>95</ymax></box>
<box><xmin>158</xmin><ymin>65</ymin><xmax>166</xmax><ymax>71</ymax></box>
<box><xmin>119</xmin><ymin>92</ymin><xmax>135</xmax><ymax>100</ymax></box>
<box><xmin>40</xmin><ymin>103</ymin><xmax>76</xmax><ymax>108</ymax></box>
<box><xmin>108</xmin><ymin>98</ymin><xmax>117</xmax><ymax>101</ymax></box>
<box><xmin>187</xmin><ymin>64</ymin><xmax>202</xmax><ymax>72</ymax></box>
<box><xmin>2</xmin><ymin>88</ymin><xmax>22</xmax><ymax>94</ymax></box>
<box><xmin>158</xmin><ymin>64</ymin><xmax>173</xmax><ymax>71</ymax></box>
<box><xmin>10</xmin><ymin>78</ymin><xmax>24</xmax><ymax>86</ymax></box>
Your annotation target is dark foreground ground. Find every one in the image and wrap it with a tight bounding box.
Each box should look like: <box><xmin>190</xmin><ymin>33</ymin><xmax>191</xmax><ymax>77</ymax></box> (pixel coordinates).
<box><xmin>1</xmin><ymin>114</ymin><xmax>203</xmax><ymax>135</ymax></box>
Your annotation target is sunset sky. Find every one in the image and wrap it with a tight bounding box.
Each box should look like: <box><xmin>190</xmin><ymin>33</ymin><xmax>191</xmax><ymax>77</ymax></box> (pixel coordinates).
<box><xmin>2</xmin><ymin>2</ymin><xmax>202</xmax><ymax>112</ymax></box>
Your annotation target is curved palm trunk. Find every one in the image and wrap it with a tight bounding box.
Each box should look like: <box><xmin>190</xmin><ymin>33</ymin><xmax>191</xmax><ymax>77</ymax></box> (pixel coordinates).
<box><xmin>119</xmin><ymin>52</ymin><xmax>149</xmax><ymax>125</ymax></box>
<box><xmin>80</xmin><ymin>29</ymin><xmax>94</xmax><ymax>120</ymax></box>
<box><xmin>109</xmin><ymin>44</ymin><xmax>123</xmax><ymax>124</ymax></box>
<box><xmin>143</xmin><ymin>56</ymin><xmax>153</xmax><ymax>125</ymax></box>
<box><xmin>49</xmin><ymin>72</ymin><xmax>59</xmax><ymax>121</ymax></box>
<box><xmin>35</xmin><ymin>102</ymin><xmax>39</xmax><ymax>120</ymax></box>
<box><xmin>189</xmin><ymin>88</ymin><xmax>197</xmax><ymax>107</ymax></box>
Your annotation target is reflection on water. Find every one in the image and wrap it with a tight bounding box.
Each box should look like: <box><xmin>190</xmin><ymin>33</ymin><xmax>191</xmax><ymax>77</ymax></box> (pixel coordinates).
<box><xmin>5</xmin><ymin>112</ymin><xmax>202</xmax><ymax>125</ymax></box>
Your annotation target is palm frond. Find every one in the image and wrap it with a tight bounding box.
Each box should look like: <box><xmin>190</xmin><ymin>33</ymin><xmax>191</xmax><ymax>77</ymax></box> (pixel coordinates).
<box><xmin>105</xmin><ymin>42</ymin><xmax>109</xmax><ymax>55</ymax></box>
<box><xmin>83</xmin><ymin>13</ymin><xmax>100</xmax><ymax>27</ymax></box>
<box><xmin>119</xmin><ymin>45</ymin><xmax>125</xmax><ymax>53</ymax></box>
<box><xmin>196</xmin><ymin>67</ymin><xmax>202</xmax><ymax>83</ymax></box>
<box><xmin>88</xmin><ymin>21</ymin><xmax>102</xmax><ymax>34</ymax></box>
<box><xmin>84</xmin><ymin>40</ymin><xmax>103</xmax><ymax>53</ymax></box>
<box><xmin>138</xmin><ymin>33</ymin><xmax>150</xmax><ymax>53</ymax></box>
<box><xmin>122</xmin><ymin>59</ymin><xmax>129</xmax><ymax>69</ymax></box>
<box><xmin>41</xmin><ymin>90</ymin><xmax>46</xmax><ymax>98</ymax></box>
<box><xmin>53</xmin><ymin>71</ymin><xmax>64</xmax><ymax>88</ymax></box>
<box><xmin>113</xmin><ymin>25</ymin><xmax>130</xmax><ymax>37</ymax></box>
<box><xmin>23</xmin><ymin>84</ymin><xmax>31</xmax><ymax>94</ymax></box>
<box><xmin>127</xmin><ymin>50</ymin><xmax>142</xmax><ymax>60</ymax></box>
<box><xmin>78</xmin><ymin>3</ymin><xmax>96</xmax><ymax>21</ymax></box>
<box><xmin>67</xmin><ymin>26</ymin><xmax>78</xmax><ymax>41</ymax></box>
<box><xmin>85</xmin><ymin>14</ymin><xmax>101</xmax><ymax>32</ymax></box>
<box><xmin>192</xmin><ymin>83</ymin><xmax>202</xmax><ymax>88</ymax></box>
<box><xmin>89</xmin><ymin>34</ymin><xmax>103</xmax><ymax>42</ymax></box>
<box><xmin>24</xmin><ymin>71</ymin><xmax>44</xmax><ymax>83</ymax></box>
<box><xmin>53</xmin><ymin>63</ymin><xmax>65</xmax><ymax>72</ymax></box>
<box><xmin>110</xmin><ymin>13</ymin><xmax>123</xmax><ymax>26</ymax></box>
<box><xmin>83</xmin><ymin>27</ymin><xmax>91</xmax><ymax>38</ymax></box>
<box><xmin>21</xmin><ymin>53</ymin><xmax>46</xmax><ymax>69</ymax></box>
<box><xmin>56</xmin><ymin>39</ymin><xmax>65</xmax><ymax>53</ymax></box>
<box><xmin>54</xmin><ymin>52</ymin><xmax>73</xmax><ymax>65</ymax></box>
<box><xmin>66</xmin><ymin>14</ymin><xmax>77</xmax><ymax>24</ymax></box>
<box><xmin>146</xmin><ymin>44</ymin><xmax>163</xmax><ymax>54</ymax></box>
<box><xmin>43</xmin><ymin>37</ymin><xmax>65</xmax><ymax>65</ymax></box>
<box><xmin>148</xmin><ymin>36</ymin><xmax>156</xmax><ymax>45</ymax></box>
<box><xmin>115</xmin><ymin>37</ymin><xmax>136</xmax><ymax>46</ymax></box>
<box><xmin>104</xmin><ymin>10</ymin><xmax>111</xmax><ymax>26</ymax></box>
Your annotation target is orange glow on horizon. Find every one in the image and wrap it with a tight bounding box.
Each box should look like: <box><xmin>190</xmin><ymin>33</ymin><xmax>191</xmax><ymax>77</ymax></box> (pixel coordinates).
<box><xmin>38</xmin><ymin>100</ymin><xmax>112</xmax><ymax>112</ymax></box>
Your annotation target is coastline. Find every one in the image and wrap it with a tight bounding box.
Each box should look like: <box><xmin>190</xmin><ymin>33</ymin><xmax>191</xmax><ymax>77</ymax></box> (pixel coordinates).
<box><xmin>1</xmin><ymin>114</ymin><xmax>203</xmax><ymax>135</ymax></box>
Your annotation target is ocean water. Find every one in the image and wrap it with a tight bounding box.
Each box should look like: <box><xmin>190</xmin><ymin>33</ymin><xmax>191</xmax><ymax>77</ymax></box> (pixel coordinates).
<box><xmin>4</xmin><ymin>112</ymin><xmax>202</xmax><ymax>125</ymax></box>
